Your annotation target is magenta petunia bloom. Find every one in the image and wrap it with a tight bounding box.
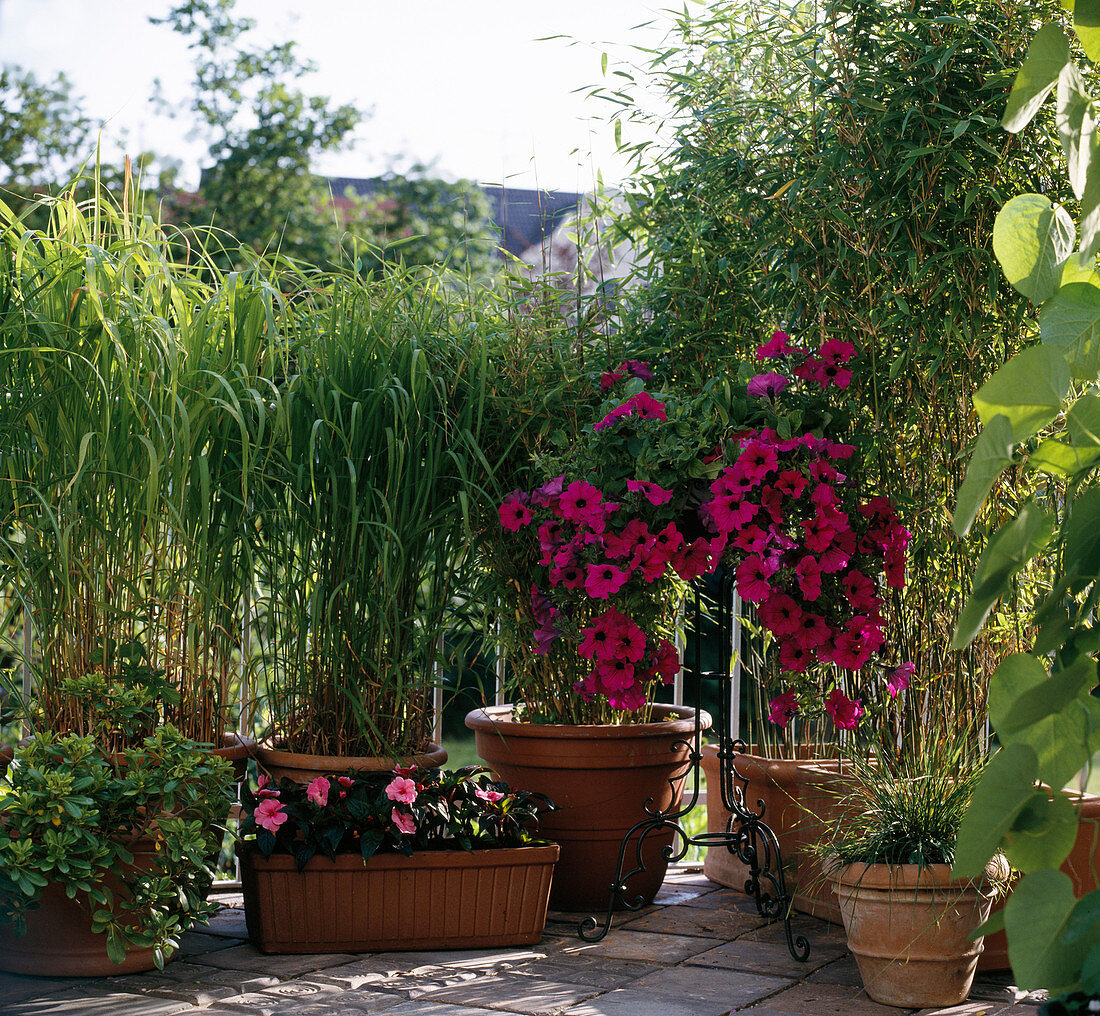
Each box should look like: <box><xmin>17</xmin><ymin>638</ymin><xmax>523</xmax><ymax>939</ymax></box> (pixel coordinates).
<box><xmin>306</xmin><ymin>777</ymin><xmax>329</xmax><ymax>808</ymax></box>
<box><xmin>737</xmin><ymin>439</ymin><xmax>779</xmax><ymax>485</ymax></box>
<box><xmin>756</xmin><ymin>330</ymin><xmax>792</xmax><ymax>359</ymax></box>
<box><xmin>607</xmin><ymin>685</ymin><xmax>647</xmax><ymax>712</ymax></box>
<box><xmin>796</xmin><ymin>556</ymin><xmax>823</xmax><ymax>600</ymax></box>
<box><xmin>842</xmin><ymin>569</ymin><xmax>880</xmax><ymax>612</ymax></box>
<box><xmin>600</xmin><ymin>369</ymin><xmax>625</xmax><ymax>391</ymax></box>
<box><xmin>498</xmin><ymin>495</ymin><xmax>533</xmax><ymax>532</ymax></box>
<box><xmin>254</xmin><ymin>798</ymin><xmax>288</xmax><ymax>834</ymax></box>
<box><xmin>549</xmin><ymin>563</ymin><xmax>585</xmax><ymax>590</ymax></box>
<box><xmin>632</xmin><ymin>391</ymin><xmax>667</xmax><ymax>421</ymax></box>
<box><xmin>736</xmin><ymin>554</ymin><xmax>779</xmax><ymax>603</ymax></box>
<box><xmin>747</xmin><ymin>372</ymin><xmax>789</xmax><ymax>399</ymax></box>
<box><xmin>392</xmin><ymin>808</ymin><xmax>417</xmax><ymax>835</ymax></box>
<box><xmin>708</xmin><ymin>494</ymin><xmax>757</xmax><ymax>533</ymax></box>
<box><xmin>887</xmin><ymin>661</ymin><xmax>915</xmax><ymax>698</ymax></box>
<box><xmin>825</xmin><ymin>688</ymin><xmax>864</xmax><ymax>730</ymax></box>
<box><xmin>779</xmin><ymin>641</ymin><xmax>813</xmax><ymax>672</ymax></box>
<box><xmin>585</xmin><ymin>563</ymin><xmax>631</xmax><ymax>600</ymax></box>
<box><xmin>652</xmin><ymin>639</ymin><xmax>680</xmax><ymax>685</ymax></box>
<box><xmin>818</xmin><ymin>338</ymin><xmax>856</xmax><ymax>366</ymax></box>
<box><xmin>793</xmin><ymin>356</ymin><xmax>821</xmax><ymax>383</ymax></box>
<box><xmin>793</xmin><ymin>611</ymin><xmax>832</xmax><ymax>650</ymax></box>
<box><xmin>624</xmin><ymin>359</ymin><xmax>654</xmax><ymax>381</ymax></box>
<box><xmin>757</xmin><ymin>593</ymin><xmax>803</xmax><ymax>637</ymax></box>
<box><xmin>596</xmin><ymin>657</ymin><xmax>637</xmax><ymax>691</ymax></box>
<box><xmin>557</xmin><ymin>480</ymin><xmax>605</xmax><ymax>526</ymax></box>
<box><xmin>385</xmin><ymin>776</ymin><xmax>418</xmax><ymax>805</ymax></box>
<box><xmin>774</xmin><ymin>469</ymin><xmax>807</xmax><ymax>499</ymax></box>
<box><xmin>626</xmin><ymin>478</ymin><xmax>673</xmax><ymax>505</ymax></box>
<box><xmin>767</xmin><ymin>690</ymin><xmax>800</xmax><ymax>727</ymax></box>
<box><xmin>605</xmin><ymin>518</ymin><xmax>654</xmax><ymax>561</ymax></box>
<box><xmin>671</xmin><ymin>537</ymin><xmax>715</xmax><ymax>581</ymax></box>
<box><xmin>813</xmin><ymin>360</ymin><xmax>853</xmax><ymax>390</ymax></box>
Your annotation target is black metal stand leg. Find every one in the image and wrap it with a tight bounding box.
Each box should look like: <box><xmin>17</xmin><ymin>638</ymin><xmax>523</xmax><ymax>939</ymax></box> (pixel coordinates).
<box><xmin>577</xmin><ymin>577</ymin><xmax>811</xmax><ymax>963</ymax></box>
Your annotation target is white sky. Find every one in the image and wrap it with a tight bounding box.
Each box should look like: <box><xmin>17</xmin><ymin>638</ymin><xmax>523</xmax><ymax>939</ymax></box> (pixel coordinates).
<box><xmin>0</xmin><ymin>0</ymin><xmax>671</xmax><ymax>192</ymax></box>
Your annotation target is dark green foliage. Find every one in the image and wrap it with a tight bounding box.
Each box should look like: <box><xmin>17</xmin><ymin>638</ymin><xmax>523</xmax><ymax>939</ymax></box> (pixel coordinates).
<box><xmin>606</xmin><ymin>0</ymin><xmax>1067</xmax><ymax>699</ymax></box>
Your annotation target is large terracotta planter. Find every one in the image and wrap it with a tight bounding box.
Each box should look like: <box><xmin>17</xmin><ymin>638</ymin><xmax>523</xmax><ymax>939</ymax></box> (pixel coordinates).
<box><xmin>254</xmin><ymin>742</ymin><xmax>447</xmax><ymax>784</ymax></box>
<box><xmin>238</xmin><ymin>843</ymin><xmax>559</xmax><ymax>953</ymax></box>
<box><xmin>0</xmin><ymin>840</ymin><xmax>162</xmax><ymax>976</ymax></box>
<box><xmin>701</xmin><ymin>744</ymin><xmax>851</xmax><ymax>923</ymax></box>
<box><xmin>210</xmin><ymin>732</ymin><xmax>256</xmax><ymax>782</ymax></box>
<box><xmin>465</xmin><ymin>703</ymin><xmax>710</xmax><ymax>911</ymax></box>
<box><xmin>0</xmin><ymin>743</ymin><xmax>11</xmax><ymax>778</ymax></box>
<box><xmin>980</xmin><ymin>790</ymin><xmax>1100</xmax><ymax>971</ymax></box>
<box><xmin>835</xmin><ymin>859</ymin><xmax>1003</xmax><ymax>1009</ymax></box>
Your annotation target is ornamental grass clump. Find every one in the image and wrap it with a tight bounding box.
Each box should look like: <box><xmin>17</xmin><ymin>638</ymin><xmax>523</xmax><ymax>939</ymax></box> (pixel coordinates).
<box><xmin>239</xmin><ymin>765</ymin><xmax>549</xmax><ymax>866</ymax></box>
<box><xmin>0</xmin><ymin>191</ymin><xmax>288</xmax><ymax>745</ymax></box>
<box><xmin>253</xmin><ymin>267</ymin><xmax>490</xmax><ymax>758</ymax></box>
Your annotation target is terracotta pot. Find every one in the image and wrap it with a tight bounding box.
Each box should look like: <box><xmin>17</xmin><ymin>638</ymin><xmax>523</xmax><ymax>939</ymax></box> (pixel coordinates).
<box><xmin>0</xmin><ymin>743</ymin><xmax>11</xmax><ymax>778</ymax></box>
<box><xmin>238</xmin><ymin>842</ymin><xmax>559</xmax><ymax>953</ymax></box>
<box><xmin>835</xmin><ymin>858</ymin><xmax>1004</xmax><ymax>1009</ymax></box>
<box><xmin>0</xmin><ymin>840</ymin><xmax>162</xmax><ymax>976</ymax></box>
<box><xmin>980</xmin><ymin>790</ymin><xmax>1100</xmax><ymax>971</ymax></box>
<box><xmin>254</xmin><ymin>742</ymin><xmax>447</xmax><ymax>784</ymax></box>
<box><xmin>210</xmin><ymin>732</ymin><xmax>256</xmax><ymax>783</ymax></box>
<box><xmin>701</xmin><ymin>744</ymin><xmax>852</xmax><ymax>923</ymax></box>
<box><xmin>465</xmin><ymin>703</ymin><xmax>711</xmax><ymax>911</ymax></box>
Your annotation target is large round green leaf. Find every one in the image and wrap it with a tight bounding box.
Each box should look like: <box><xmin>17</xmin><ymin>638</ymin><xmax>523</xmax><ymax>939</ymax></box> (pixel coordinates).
<box><xmin>973</xmin><ymin>344</ymin><xmax>1071</xmax><ymax>441</ymax></box>
<box><xmin>1004</xmin><ymin>23</ymin><xmax>1072</xmax><ymax>133</ymax></box>
<box><xmin>993</xmin><ymin>194</ymin><xmax>1075</xmax><ymax>305</ymax></box>
<box><xmin>1006</xmin><ymin>870</ymin><xmax>1088</xmax><ymax>992</ymax></box>
<box><xmin>1041</xmin><ymin>283</ymin><xmax>1100</xmax><ymax>381</ymax></box>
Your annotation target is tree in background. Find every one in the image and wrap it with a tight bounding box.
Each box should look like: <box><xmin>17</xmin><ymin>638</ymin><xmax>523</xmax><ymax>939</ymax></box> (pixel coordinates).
<box><xmin>599</xmin><ymin>0</ymin><xmax>1068</xmax><ymax>726</ymax></box>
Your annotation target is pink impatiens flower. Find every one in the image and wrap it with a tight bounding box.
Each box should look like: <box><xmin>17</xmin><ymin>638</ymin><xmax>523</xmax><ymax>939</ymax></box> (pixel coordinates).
<box><xmin>392</xmin><ymin>808</ymin><xmax>417</xmax><ymax>835</ymax></box>
<box><xmin>385</xmin><ymin>776</ymin><xmax>418</xmax><ymax>805</ymax></box>
<box><xmin>475</xmin><ymin>787</ymin><xmax>505</xmax><ymax>804</ymax></box>
<box><xmin>825</xmin><ymin>688</ymin><xmax>864</xmax><ymax>730</ymax></box>
<box><xmin>254</xmin><ymin>798</ymin><xmax>288</xmax><ymax>834</ymax></box>
<box><xmin>306</xmin><ymin>777</ymin><xmax>329</xmax><ymax>808</ymax></box>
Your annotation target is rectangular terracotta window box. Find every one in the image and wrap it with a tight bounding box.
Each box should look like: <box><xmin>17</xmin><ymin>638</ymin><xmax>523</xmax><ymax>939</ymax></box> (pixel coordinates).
<box><xmin>238</xmin><ymin>843</ymin><xmax>560</xmax><ymax>953</ymax></box>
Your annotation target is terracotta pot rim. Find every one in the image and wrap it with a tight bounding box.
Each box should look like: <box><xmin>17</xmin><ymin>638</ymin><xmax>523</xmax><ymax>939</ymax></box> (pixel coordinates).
<box><xmin>465</xmin><ymin>703</ymin><xmax>710</xmax><ymax>738</ymax></box>
<box><xmin>833</xmin><ymin>857</ymin><xmax>1008</xmax><ymax>891</ymax></box>
<box><xmin>237</xmin><ymin>841</ymin><xmax>560</xmax><ymax>869</ymax></box>
<box><xmin>255</xmin><ymin>741</ymin><xmax>447</xmax><ymax>771</ymax></box>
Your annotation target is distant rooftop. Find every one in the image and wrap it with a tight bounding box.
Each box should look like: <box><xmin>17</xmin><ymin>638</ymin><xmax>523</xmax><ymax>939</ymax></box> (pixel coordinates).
<box><xmin>325</xmin><ymin>177</ymin><xmax>582</xmax><ymax>257</ymax></box>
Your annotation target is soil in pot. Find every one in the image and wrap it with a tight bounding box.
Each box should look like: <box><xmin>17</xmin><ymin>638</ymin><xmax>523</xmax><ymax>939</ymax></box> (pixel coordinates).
<box><xmin>701</xmin><ymin>744</ymin><xmax>852</xmax><ymax>923</ymax></box>
<box><xmin>254</xmin><ymin>742</ymin><xmax>447</xmax><ymax>784</ymax></box>
<box><xmin>466</xmin><ymin>703</ymin><xmax>710</xmax><ymax>912</ymax></box>
<box><xmin>835</xmin><ymin>859</ymin><xmax>1004</xmax><ymax>1009</ymax></box>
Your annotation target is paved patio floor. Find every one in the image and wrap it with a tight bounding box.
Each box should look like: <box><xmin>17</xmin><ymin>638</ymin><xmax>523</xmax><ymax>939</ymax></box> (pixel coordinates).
<box><xmin>0</xmin><ymin>865</ymin><xmax>1046</xmax><ymax>1016</ymax></box>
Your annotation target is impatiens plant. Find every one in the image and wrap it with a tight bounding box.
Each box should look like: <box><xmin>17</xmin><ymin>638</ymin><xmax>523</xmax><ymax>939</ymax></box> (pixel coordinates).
<box><xmin>239</xmin><ymin>766</ymin><xmax>550</xmax><ymax>868</ymax></box>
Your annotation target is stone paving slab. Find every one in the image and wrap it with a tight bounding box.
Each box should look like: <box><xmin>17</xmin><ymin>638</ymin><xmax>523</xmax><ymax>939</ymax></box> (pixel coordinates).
<box><xmin>628</xmin><ymin>964</ymin><xmax>792</xmax><ymax>1008</ymax></box>
<box><xmin>197</xmin><ymin>945</ymin><xmax>358</xmax><ymax>977</ymax></box>
<box><xmin>508</xmin><ymin>955</ymin><xmax>656</xmax><ymax>990</ymax></box>
<box><xmin>1</xmin><ymin>989</ymin><xmax>199</xmax><ymax>1015</ymax></box>
<box><xmin>563</xmin><ymin>987</ymin><xmax>730</xmax><ymax>1016</ymax></box>
<box><xmin>734</xmin><ymin>981</ymin><xmax>914</xmax><ymax>1015</ymax></box>
<box><xmin>418</xmin><ymin>972</ymin><xmax>601</xmax><ymax>1014</ymax></box>
<box><xmin>557</xmin><ymin>929</ymin><xmax>724</xmax><ymax>965</ymax></box>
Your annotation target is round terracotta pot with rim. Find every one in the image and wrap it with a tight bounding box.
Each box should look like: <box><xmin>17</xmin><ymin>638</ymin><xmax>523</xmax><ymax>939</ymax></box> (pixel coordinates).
<box><xmin>465</xmin><ymin>703</ymin><xmax>711</xmax><ymax>912</ymax></box>
<box><xmin>0</xmin><ymin>743</ymin><xmax>12</xmax><ymax>778</ymax></box>
<box><xmin>834</xmin><ymin>856</ymin><xmax>1006</xmax><ymax>1009</ymax></box>
<box><xmin>701</xmin><ymin>744</ymin><xmax>852</xmax><ymax>924</ymax></box>
<box><xmin>254</xmin><ymin>741</ymin><xmax>447</xmax><ymax>784</ymax></box>
<box><xmin>0</xmin><ymin>836</ymin><xmax>162</xmax><ymax>977</ymax></box>
<box><xmin>209</xmin><ymin>732</ymin><xmax>256</xmax><ymax>783</ymax></box>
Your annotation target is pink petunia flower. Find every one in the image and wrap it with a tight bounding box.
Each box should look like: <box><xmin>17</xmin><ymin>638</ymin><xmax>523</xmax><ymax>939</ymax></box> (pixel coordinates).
<box><xmin>558</xmin><ymin>481</ymin><xmax>605</xmax><ymax>527</ymax></box>
<box><xmin>585</xmin><ymin>563</ymin><xmax>631</xmax><ymax>600</ymax></box>
<box><xmin>392</xmin><ymin>808</ymin><xmax>417</xmax><ymax>835</ymax></box>
<box><xmin>600</xmin><ymin>369</ymin><xmax>625</xmax><ymax>391</ymax></box>
<box><xmin>779</xmin><ymin>641</ymin><xmax>813</xmax><ymax>672</ymax></box>
<box><xmin>631</xmin><ymin>391</ymin><xmax>668</xmax><ymax>421</ymax></box>
<box><xmin>607</xmin><ymin>685</ymin><xmax>647</xmax><ymax>712</ymax></box>
<box><xmin>767</xmin><ymin>690</ymin><xmax>800</xmax><ymax>727</ymax></box>
<box><xmin>825</xmin><ymin>688</ymin><xmax>864</xmax><ymax>730</ymax></box>
<box><xmin>652</xmin><ymin>639</ymin><xmax>680</xmax><ymax>685</ymax></box>
<box><xmin>747</xmin><ymin>372</ymin><xmax>789</xmax><ymax>399</ymax></box>
<box><xmin>818</xmin><ymin>338</ymin><xmax>856</xmax><ymax>366</ymax></box>
<box><xmin>385</xmin><ymin>776</ymin><xmax>418</xmax><ymax>805</ymax></box>
<box><xmin>812</xmin><ymin>360</ymin><xmax>853</xmax><ymax>390</ymax></box>
<box><xmin>623</xmin><ymin>359</ymin><xmax>654</xmax><ymax>381</ymax></box>
<box><xmin>626</xmin><ymin>478</ymin><xmax>674</xmax><ymax>505</ymax></box>
<box><xmin>736</xmin><ymin>554</ymin><xmax>779</xmax><ymax>603</ymax></box>
<box><xmin>887</xmin><ymin>661</ymin><xmax>915</xmax><ymax>698</ymax></box>
<box><xmin>708</xmin><ymin>494</ymin><xmax>757</xmax><ymax>533</ymax></box>
<box><xmin>306</xmin><ymin>777</ymin><xmax>329</xmax><ymax>808</ymax></box>
<box><xmin>498</xmin><ymin>495</ymin><xmax>533</xmax><ymax>532</ymax></box>
<box><xmin>796</xmin><ymin>556</ymin><xmax>823</xmax><ymax>600</ymax></box>
<box><xmin>757</xmin><ymin>593</ymin><xmax>803</xmax><ymax>637</ymax></box>
<box><xmin>254</xmin><ymin>798</ymin><xmax>288</xmax><ymax>834</ymax></box>
<box><xmin>596</xmin><ymin>657</ymin><xmax>637</xmax><ymax>691</ymax></box>
<box><xmin>756</xmin><ymin>330</ymin><xmax>793</xmax><ymax>359</ymax></box>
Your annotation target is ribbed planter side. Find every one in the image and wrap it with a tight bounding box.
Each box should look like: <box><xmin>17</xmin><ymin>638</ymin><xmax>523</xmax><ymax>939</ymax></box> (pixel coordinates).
<box><xmin>0</xmin><ymin>844</ymin><xmax>161</xmax><ymax>977</ymax></box>
<box><xmin>253</xmin><ymin>742</ymin><xmax>447</xmax><ymax>784</ymax></box>
<box><xmin>836</xmin><ymin>861</ymin><xmax>1000</xmax><ymax>1009</ymax></box>
<box><xmin>239</xmin><ymin>844</ymin><xmax>559</xmax><ymax>953</ymax></box>
<box><xmin>701</xmin><ymin>745</ymin><xmax>850</xmax><ymax>924</ymax></box>
<box><xmin>466</xmin><ymin>704</ymin><xmax>710</xmax><ymax>911</ymax></box>
<box><xmin>980</xmin><ymin>791</ymin><xmax>1100</xmax><ymax>971</ymax></box>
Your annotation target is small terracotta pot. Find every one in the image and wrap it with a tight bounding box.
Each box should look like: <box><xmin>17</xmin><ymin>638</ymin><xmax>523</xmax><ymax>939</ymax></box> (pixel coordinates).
<box><xmin>701</xmin><ymin>744</ymin><xmax>852</xmax><ymax>923</ymax></box>
<box><xmin>253</xmin><ymin>742</ymin><xmax>448</xmax><ymax>784</ymax></box>
<box><xmin>0</xmin><ymin>743</ymin><xmax>12</xmax><ymax>778</ymax></box>
<box><xmin>239</xmin><ymin>842</ymin><xmax>560</xmax><ymax>953</ymax></box>
<box><xmin>209</xmin><ymin>732</ymin><xmax>256</xmax><ymax>782</ymax></box>
<box><xmin>466</xmin><ymin>703</ymin><xmax>710</xmax><ymax>911</ymax></box>
<box><xmin>980</xmin><ymin>790</ymin><xmax>1100</xmax><ymax>971</ymax></box>
<box><xmin>0</xmin><ymin>840</ymin><xmax>162</xmax><ymax>976</ymax></box>
<box><xmin>835</xmin><ymin>858</ymin><xmax>1005</xmax><ymax>1009</ymax></box>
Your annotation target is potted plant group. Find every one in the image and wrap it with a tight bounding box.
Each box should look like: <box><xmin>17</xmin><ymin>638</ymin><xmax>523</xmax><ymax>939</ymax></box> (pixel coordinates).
<box><xmin>236</xmin><ymin>764</ymin><xmax>559</xmax><ymax>952</ymax></box>
<box><xmin>0</xmin><ymin>727</ymin><xmax>233</xmax><ymax>976</ymax></box>
<box><xmin>824</xmin><ymin>736</ymin><xmax>1006</xmax><ymax>1008</ymax></box>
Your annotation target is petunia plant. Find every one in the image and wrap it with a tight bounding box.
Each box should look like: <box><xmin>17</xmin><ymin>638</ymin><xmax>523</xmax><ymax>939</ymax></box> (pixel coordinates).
<box><xmin>239</xmin><ymin>765</ymin><xmax>551</xmax><ymax>869</ymax></box>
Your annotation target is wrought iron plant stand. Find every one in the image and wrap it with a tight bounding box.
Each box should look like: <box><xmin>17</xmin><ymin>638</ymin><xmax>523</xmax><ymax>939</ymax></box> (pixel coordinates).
<box><xmin>578</xmin><ymin>575</ymin><xmax>811</xmax><ymax>962</ymax></box>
